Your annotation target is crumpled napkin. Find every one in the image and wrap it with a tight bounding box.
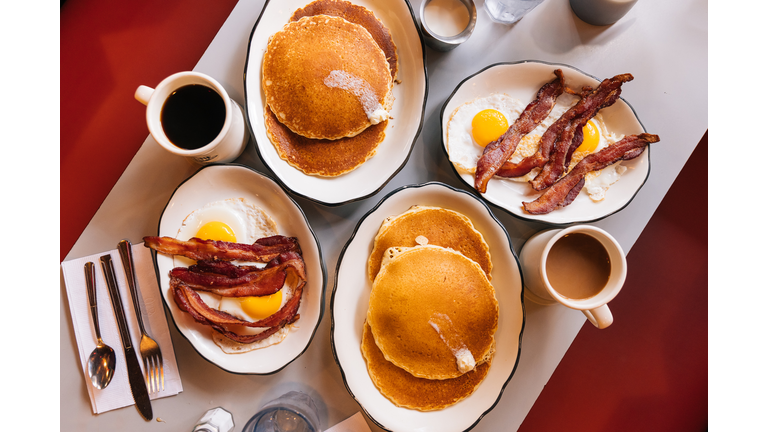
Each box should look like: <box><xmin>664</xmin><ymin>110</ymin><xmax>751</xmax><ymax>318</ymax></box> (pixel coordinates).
<box><xmin>61</xmin><ymin>242</ymin><xmax>183</xmax><ymax>414</ymax></box>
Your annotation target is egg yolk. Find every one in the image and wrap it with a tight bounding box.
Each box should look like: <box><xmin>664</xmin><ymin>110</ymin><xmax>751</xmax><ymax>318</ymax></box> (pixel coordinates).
<box><xmin>240</xmin><ymin>291</ymin><xmax>283</xmax><ymax>320</ymax></box>
<box><xmin>577</xmin><ymin>120</ymin><xmax>600</xmax><ymax>153</ymax></box>
<box><xmin>471</xmin><ymin>109</ymin><xmax>508</xmax><ymax>147</ymax></box>
<box><xmin>195</xmin><ymin>221</ymin><xmax>236</xmax><ymax>243</ymax></box>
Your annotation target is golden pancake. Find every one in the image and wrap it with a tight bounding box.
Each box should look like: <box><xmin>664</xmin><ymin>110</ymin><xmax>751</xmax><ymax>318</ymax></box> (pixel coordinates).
<box><xmin>264</xmin><ymin>105</ymin><xmax>386</xmax><ymax>176</ymax></box>
<box><xmin>367</xmin><ymin>206</ymin><xmax>493</xmax><ymax>282</ymax></box>
<box><xmin>291</xmin><ymin>0</ymin><xmax>399</xmax><ymax>81</ymax></box>
<box><xmin>361</xmin><ymin>321</ymin><xmax>491</xmax><ymax>411</ymax></box>
<box><xmin>367</xmin><ymin>245</ymin><xmax>498</xmax><ymax>380</ymax></box>
<box><xmin>262</xmin><ymin>15</ymin><xmax>394</xmax><ymax>140</ymax></box>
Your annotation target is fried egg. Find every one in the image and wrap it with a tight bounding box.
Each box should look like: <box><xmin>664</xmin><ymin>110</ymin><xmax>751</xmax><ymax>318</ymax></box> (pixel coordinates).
<box><xmin>176</xmin><ymin>197</ymin><xmax>278</xmax><ymax>246</ymax></box>
<box><xmin>447</xmin><ymin>92</ymin><xmax>628</xmax><ymax>202</ymax></box>
<box><xmin>446</xmin><ymin>93</ymin><xmax>571</xmax><ymax>183</ymax></box>
<box><xmin>568</xmin><ymin>115</ymin><xmax>626</xmax><ymax>201</ymax></box>
<box><xmin>175</xmin><ymin>198</ymin><xmax>297</xmax><ymax>352</ymax></box>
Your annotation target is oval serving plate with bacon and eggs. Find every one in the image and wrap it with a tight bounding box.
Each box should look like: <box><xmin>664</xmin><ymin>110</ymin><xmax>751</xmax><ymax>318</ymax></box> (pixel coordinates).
<box><xmin>149</xmin><ymin>164</ymin><xmax>326</xmax><ymax>375</ymax></box>
<box><xmin>441</xmin><ymin>60</ymin><xmax>655</xmax><ymax>226</ymax></box>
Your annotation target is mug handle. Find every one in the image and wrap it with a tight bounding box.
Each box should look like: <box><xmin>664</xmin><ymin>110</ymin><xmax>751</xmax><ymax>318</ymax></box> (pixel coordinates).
<box><xmin>134</xmin><ymin>85</ymin><xmax>155</xmax><ymax>106</ymax></box>
<box><xmin>582</xmin><ymin>304</ymin><xmax>613</xmax><ymax>329</ymax></box>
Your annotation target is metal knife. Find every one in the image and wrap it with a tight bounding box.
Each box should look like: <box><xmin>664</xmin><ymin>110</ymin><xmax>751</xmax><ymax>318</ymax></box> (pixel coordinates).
<box><xmin>100</xmin><ymin>254</ymin><xmax>153</xmax><ymax>421</ymax></box>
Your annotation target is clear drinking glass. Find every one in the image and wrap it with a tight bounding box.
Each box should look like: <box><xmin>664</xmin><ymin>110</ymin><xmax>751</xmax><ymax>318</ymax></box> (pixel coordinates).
<box><xmin>485</xmin><ymin>0</ymin><xmax>545</xmax><ymax>24</ymax></box>
<box><xmin>243</xmin><ymin>391</ymin><xmax>321</xmax><ymax>432</ymax></box>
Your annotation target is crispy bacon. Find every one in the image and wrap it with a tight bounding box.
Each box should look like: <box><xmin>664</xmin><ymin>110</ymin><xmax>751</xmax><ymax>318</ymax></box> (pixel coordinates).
<box><xmin>188</xmin><ymin>260</ymin><xmax>274</xmax><ymax>278</ymax></box>
<box><xmin>497</xmin><ymin>74</ymin><xmax>631</xmax><ymax>182</ymax></box>
<box><xmin>172</xmin><ymin>279</ymin><xmax>304</xmax><ymax>328</ymax></box>
<box><xmin>171</xmin><ymin>267</ymin><xmax>286</xmax><ymax>297</ymax></box>
<box><xmin>522</xmin><ymin>133</ymin><xmax>660</xmax><ymax>214</ymax></box>
<box><xmin>474</xmin><ymin>69</ymin><xmax>565</xmax><ymax>193</ymax></box>
<box><xmin>189</xmin><ymin>251</ymin><xmax>301</xmax><ymax>277</ymax></box>
<box><xmin>143</xmin><ymin>235</ymin><xmax>301</xmax><ymax>262</ymax></box>
<box><xmin>170</xmin><ymin>252</ymin><xmax>307</xmax><ymax>297</ymax></box>
<box><xmin>495</xmin><ymin>87</ymin><xmax>591</xmax><ymax>178</ymax></box>
<box><xmin>171</xmin><ymin>282</ymin><xmax>302</xmax><ymax>344</ymax></box>
<box><xmin>148</xmin><ymin>233</ymin><xmax>309</xmax><ymax>345</ymax></box>
<box><xmin>532</xmin><ymin>91</ymin><xmax>623</xmax><ymax>191</ymax></box>
<box><xmin>529</xmin><ymin>74</ymin><xmax>632</xmax><ymax>190</ymax></box>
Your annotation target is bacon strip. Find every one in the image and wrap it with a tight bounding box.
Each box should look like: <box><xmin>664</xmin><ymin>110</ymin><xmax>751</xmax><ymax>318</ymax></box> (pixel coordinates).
<box><xmin>171</xmin><ymin>283</ymin><xmax>301</xmax><ymax>344</ymax></box>
<box><xmin>151</xmin><ymin>234</ymin><xmax>309</xmax><ymax>345</ymax></box>
<box><xmin>522</xmin><ymin>133</ymin><xmax>660</xmax><ymax>214</ymax></box>
<box><xmin>529</xmin><ymin>75</ymin><xmax>632</xmax><ymax>190</ymax></box>
<box><xmin>144</xmin><ymin>235</ymin><xmax>301</xmax><ymax>262</ymax></box>
<box><xmin>172</xmin><ymin>280</ymin><xmax>304</xmax><ymax>328</ymax></box>
<box><xmin>531</xmin><ymin>89</ymin><xmax>624</xmax><ymax>190</ymax></box>
<box><xmin>188</xmin><ymin>260</ymin><xmax>274</xmax><ymax>278</ymax></box>
<box><xmin>170</xmin><ymin>252</ymin><xmax>307</xmax><ymax>297</ymax></box>
<box><xmin>495</xmin><ymin>87</ymin><xmax>591</xmax><ymax>178</ymax></box>
<box><xmin>497</xmin><ymin>74</ymin><xmax>631</xmax><ymax>183</ymax></box>
<box><xmin>171</xmin><ymin>266</ymin><xmax>286</xmax><ymax>297</ymax></box>
<box><xmin>170</xmin><ymin>264</ymin><xmax>305</xmax><ymax>343</ymax></box>
<box><xmin>474</xmin><ymin>70</ymin><xmax>565</xmax><ymax>193</ymax></box>
<box><xmin>189</xmin><ymin>251</ymin><xmax>301</xmax><ymax>277</ymax></box>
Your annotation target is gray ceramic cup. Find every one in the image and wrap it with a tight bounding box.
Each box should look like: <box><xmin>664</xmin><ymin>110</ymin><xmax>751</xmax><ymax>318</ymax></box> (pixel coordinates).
<box><xmin>570</xmin><ymin>0</ymin><xmax>638</xmax><ymax>26</ymax></box>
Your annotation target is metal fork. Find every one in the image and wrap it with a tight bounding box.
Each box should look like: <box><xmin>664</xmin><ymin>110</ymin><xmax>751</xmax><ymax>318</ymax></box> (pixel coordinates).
<box><xmin>118</xmin><ymin>239</ymin><xmax>164</xmax><ymax>393</ymax></box>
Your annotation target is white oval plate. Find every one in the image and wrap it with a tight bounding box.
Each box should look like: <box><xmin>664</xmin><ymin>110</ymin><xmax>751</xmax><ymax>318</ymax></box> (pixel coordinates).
<box><xmin>331</xmin><ymin>182</ymin><xmax>525</xmax><ymax>432</ymax></box>
<box><xmin>441</xmin><ymin>60</ymin><xmax>651</xmax><ymax>225</ymax></box>
<box><xmin>244</xmin><ymin>0</ymin><xmax>427</xmax><ymax>206</ymax></box>
<box><xmin>152</xmin><ymin>164</ymin><xmax>326</xmax><ymax>374</ymax></box>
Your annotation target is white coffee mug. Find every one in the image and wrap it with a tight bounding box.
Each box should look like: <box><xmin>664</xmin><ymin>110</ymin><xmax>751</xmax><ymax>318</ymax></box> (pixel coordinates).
<box><xmin>519</xmin><ymin>225</ymin><xmax>627</xmax><ymax>329</ymax></box>
<box><xmin>135</xmin><ymin>71</ymin><xmax>248</xmax><ymax>164</ymax></box>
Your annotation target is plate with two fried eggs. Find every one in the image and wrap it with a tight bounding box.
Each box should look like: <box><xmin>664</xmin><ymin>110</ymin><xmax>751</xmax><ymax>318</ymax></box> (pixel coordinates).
<box><xmin>331</xmin><ymin>182</ymin><xmax>524</xmax><ymax>432</ymax></box>
<box><xmin>150</xmin><ymin>164</ymin><xmax>325</xmax><ymax>374</ymax></box>
<box><xmin>244</xmin><ymin>0</ymin><xmax>427</xmax><ymax>206</ymax></box>
<box><xmin>441</xmin><ymin>61</ymin><xmax>652</xmax><ymax>225</ymax></box>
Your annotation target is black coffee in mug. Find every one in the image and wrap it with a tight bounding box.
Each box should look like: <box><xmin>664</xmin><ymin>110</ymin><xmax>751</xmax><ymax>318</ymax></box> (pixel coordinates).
<box><xmin>161</xmin><ymin>84</ymin><xmax>226</xmax><ymax>150</ymax></box>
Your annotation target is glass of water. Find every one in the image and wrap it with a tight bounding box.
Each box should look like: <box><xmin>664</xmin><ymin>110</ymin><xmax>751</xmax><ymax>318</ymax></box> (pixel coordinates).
<box><xmin>485</xmin><ymin>0</ymin><xmax>545</xmax><ymax>24</ymax></box>
<box><xmin>243</xmin><ymin>391</ymin><xmax>321</xmax><ymax>432</ymax></box>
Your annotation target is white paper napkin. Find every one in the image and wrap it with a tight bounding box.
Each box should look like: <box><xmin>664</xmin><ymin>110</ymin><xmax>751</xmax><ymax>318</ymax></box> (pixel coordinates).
<box><xmin>61</xmin><ymin>242</ymin><xmax>183</xmax><ymax>414</ymax></box>
<box><xmin>324</xmin><ymin>412</ymin><xmax>372</xmax><ymax>432</ymax></box>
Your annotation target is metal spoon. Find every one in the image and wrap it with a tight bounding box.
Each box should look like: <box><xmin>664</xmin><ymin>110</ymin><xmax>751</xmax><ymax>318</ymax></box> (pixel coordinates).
<box><xmin>84</xmin><ymin>261</ymin><xmax>116</xmax><ymax>389</ymax></box>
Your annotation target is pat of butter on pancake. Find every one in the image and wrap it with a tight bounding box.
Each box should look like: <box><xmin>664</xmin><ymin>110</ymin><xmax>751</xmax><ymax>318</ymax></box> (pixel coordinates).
<box><xmin>429</xmin><ymin>313</ymin><xmax>476</xmax><ymax>374</ymax></box>
<box><xmin>324</xmin><ymin>70</ymin><xmax>389</xmax><ymax>124</ymax></box>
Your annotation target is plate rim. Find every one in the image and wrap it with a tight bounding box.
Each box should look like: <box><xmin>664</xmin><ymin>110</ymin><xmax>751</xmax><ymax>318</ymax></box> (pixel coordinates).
<box><xmin>329</xmin><ymin>181</ymin><xmax>527</xmax><ymax>432</ymax></box>
<box><xmin>242</xmin><ymin>0</ymin><xmax>429</xmax><ymax>207</ymax></box>
<box><xmin>149</xmin><ymin>162</ymin><xmax>327</xmax><ymax>375</ymax></box>
<box><xmin>439</xmin><ymin>59</ymin><xmax>652</xmax><ymax>226</ymax></box>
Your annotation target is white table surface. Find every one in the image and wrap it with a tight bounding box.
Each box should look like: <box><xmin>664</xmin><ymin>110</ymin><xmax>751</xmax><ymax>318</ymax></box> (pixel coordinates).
<box><xmin>60</xmin><ymin>0</ymin><xmax>707</xmax><ymax>430</ymax></box>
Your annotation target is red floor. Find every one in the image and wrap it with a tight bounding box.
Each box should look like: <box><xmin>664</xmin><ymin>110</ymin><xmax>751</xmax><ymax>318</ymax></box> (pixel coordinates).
<box><xmin>518</xmin><ymin>133</ymin><xmax>708</xmax><ymax>432</ymax></box>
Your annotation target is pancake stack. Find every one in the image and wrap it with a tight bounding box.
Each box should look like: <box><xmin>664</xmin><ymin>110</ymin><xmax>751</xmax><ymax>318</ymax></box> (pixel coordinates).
<box><xmin>362</xmin><ymin>206</ymin><xmax>499</xmax><ymax>411</ymax></box>
<box><xmin>262</xmin><ymin>0</ymin><xmax>398</xmax><ymax>177</ymax></box>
